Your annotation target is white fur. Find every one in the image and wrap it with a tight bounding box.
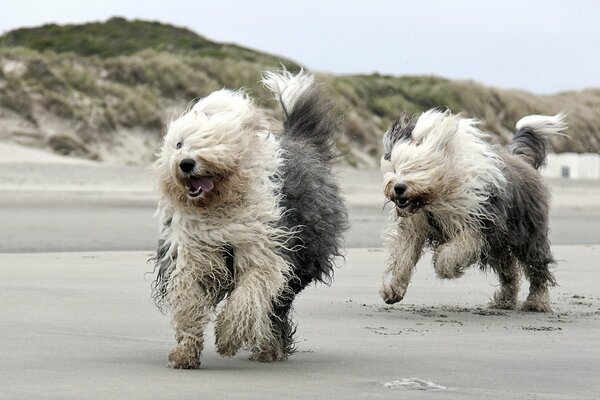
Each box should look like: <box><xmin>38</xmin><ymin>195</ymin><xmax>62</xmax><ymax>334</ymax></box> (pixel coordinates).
<box><xmin>154</xmin><ymin>83</ymin><xmax>296</xmax><ymax>368</ymax></box>
<box><xmin>262</xmin><ymin>69</ymin><xmax>314</xmax><ymax>113</ymax></box>
<box><xmin>380</xmin><ymin>110</ymin><xmax>508</xmax><ymax>304</ymax></box>
<box><xmin>383</xmin><ymin>110</ymin><xmax>506</xmax><ymax>237</ymax></box>
<box><xmin>380</xmin><ymin>109</ymin><xmax>563</xmax><ymax>310</ymax></box>
<box><xmin>516</xmin><ymin>112</ymin><xmax>568</xmax><ymax>137</ymax></box>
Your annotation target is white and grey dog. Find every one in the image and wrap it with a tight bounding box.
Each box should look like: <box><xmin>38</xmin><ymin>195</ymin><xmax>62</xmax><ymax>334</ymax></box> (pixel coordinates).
<box><xmin>380</xmin><ymin>110</ymin><xmax>566</xmax><ymax>312</ymax></box>
<box><xmin>152</xmin><ymin>71</ymin><xmax>347</xmax><ymax>369</ymax></box>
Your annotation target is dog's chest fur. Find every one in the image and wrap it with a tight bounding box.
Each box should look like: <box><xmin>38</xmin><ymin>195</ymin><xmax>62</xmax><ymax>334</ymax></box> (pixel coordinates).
<box><xmin>171</xmin><ymin>215</ymin><xmax>235</xmax><ymax>284</ymax></box>
<box><xmin>423</xmin><ymin>211</ymin><xmax>449</xmax><ymax>248</ymax></box>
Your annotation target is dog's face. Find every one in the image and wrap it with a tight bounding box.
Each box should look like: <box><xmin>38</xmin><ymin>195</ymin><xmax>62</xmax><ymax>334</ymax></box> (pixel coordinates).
<box><xmin>381</xmin><ymin>110</ymin><xmax>463</xmax><ymax>217</ymax></box>
<box><xmin>154</xmin><ymin>89</ymin><xmax>266</xmax><ymax>209</ymax></box>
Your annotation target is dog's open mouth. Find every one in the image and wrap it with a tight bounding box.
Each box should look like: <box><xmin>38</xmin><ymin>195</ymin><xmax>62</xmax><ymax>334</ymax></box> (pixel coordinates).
<box><xmin>186</xmin><ymin>176</ymin><xmax>214</xmax><ymax>198</ymax></box>
<box><xmin>396</xmin><ymin>197</ymin><xmax>411</xmax><ymax>208</ymax></box>
<box><xmin>394</xmin><ymin>196</ymin><xmax>425</xmax><ymax>213</ymax></box>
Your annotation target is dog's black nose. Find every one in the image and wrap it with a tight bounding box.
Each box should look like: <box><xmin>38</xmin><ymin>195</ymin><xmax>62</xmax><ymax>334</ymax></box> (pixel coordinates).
<box><xmin>179</xmin><ymin>158</ymin><xmax>196</xmax><ymax>173</ymax></box>
<box><xmin>394</xmin><ymin>183</ymin><xmax>407</xmax><ymax>196</ymax></box>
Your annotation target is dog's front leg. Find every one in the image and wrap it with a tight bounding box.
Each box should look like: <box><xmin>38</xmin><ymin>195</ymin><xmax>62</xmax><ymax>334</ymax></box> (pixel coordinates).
<box><xmin>381</xmin><ymin>222</ymin><xmax>426</xmax><ymax>304</ymax></box>
<box><xmin>166</xmin><ymin>262</ymin><xmax>214</xmax><ymax>369</ymax></box>
<box><xmin>215</xmin><ymin>245</ymin><xmax>285</xmax><ymax>358</ymax></box>
<box><xmin>433</xmin><ymin>229</ymin><xmax>482</xmax><ymax>279</ymax></box>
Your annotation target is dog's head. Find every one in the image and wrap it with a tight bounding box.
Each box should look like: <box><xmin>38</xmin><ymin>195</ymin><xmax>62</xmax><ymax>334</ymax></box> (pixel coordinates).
<box><xmin>154</xmin><ymin>89</ymin><xmax>269</xmax><ymax>209</ymax></box>
<box><xmin>381</xmin><ymin>109</ymin><xmax>504</xmax><ymax>217</ymax></box>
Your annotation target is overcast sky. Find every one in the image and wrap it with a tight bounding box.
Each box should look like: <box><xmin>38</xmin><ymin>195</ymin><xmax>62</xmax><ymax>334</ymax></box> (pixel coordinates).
<box><xmin>1</xmin><ymin>0</ymin><xmax>598</xmax><ymax>93</ymax></box>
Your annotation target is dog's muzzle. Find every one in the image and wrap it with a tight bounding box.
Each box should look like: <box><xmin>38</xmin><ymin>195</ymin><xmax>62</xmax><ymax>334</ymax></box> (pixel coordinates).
<box><xmin>394</xmin><ymin>198</ymin><xmax>425</xmax><ymax>217</ymax></box>
<box><xmin>178</xmin><ymin>159</ymin><xmax>215</xmax><ymax>198</ymax></box>
<box><xmin>390</xmin><ymin>183</ymin><xmax>426</xmax><ymax>215</ymax></box>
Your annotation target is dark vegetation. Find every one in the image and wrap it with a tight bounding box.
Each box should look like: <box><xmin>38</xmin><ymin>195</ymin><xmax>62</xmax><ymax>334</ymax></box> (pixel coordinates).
<box><xmin>1</xmin><ymin>18</ymin><xmax>597</xmax><ymax>165</ymax></box>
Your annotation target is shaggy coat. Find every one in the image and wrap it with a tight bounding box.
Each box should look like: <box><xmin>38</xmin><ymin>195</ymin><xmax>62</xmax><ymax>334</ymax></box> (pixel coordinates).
<box><xmin>380</xmin><ymin>110</ymin><xmax>566</xmax><ymax>312</ymax></box>
<box><xmin>152</xmin><ymin>71</ymin><xmax>347</xmax><ymax>368</ymax></box>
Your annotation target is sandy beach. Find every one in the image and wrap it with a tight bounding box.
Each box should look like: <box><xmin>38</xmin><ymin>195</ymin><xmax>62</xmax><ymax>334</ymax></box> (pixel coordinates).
<box><xmin>1</xmin><ymin>247</ymin><xmax>599</xmax><ymax>399</ymax></box>
<box><xmin>1</xmin><ymin>149</ymin><xmax>599</xmax><ymax>399</ymax></box>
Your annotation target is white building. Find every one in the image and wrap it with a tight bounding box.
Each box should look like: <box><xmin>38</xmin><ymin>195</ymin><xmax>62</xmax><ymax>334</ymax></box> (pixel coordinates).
<box><xmin>543</xmin><ymin>153</ymin><xmax>600</xmax><ymax>179</ymax></box>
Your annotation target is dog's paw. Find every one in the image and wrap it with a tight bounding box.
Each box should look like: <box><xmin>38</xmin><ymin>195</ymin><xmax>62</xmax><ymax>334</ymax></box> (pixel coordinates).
<box><xmin>521</xmin><ymin>287</ymin><xmax>551</xmax><ymax>312</ymax></box>
<box><xmin>249</xmin><ymin>348</ymin><xmax>287</xmax><ymax>363</ymax></box>
<box><xmin>489</xmin><ymin>288</ymin><xmax>518</xmax><ymax>310</ymax></box>
<box><xmin>380</xmin><ymin>282</ymin><xmax>406</xmax><ymax>304</ymax></box>
<box><xmin>489</xmin><ymin>298</ymin><xmax>517</xmax><ymax>310</ymax></box>
<box><xmin>489</xmin><ymin>300</ymin><xmax>518</xmax><ymax>310</ymax></box>
<box><xmin>520</xmin><ymin>300</ymin><xmax>552</xmax><ymax>313</ymax></box>
<box><xmin>168</xmin><ymin>341</ymin><xmax>201</xmax><ymax>369</ymax></box>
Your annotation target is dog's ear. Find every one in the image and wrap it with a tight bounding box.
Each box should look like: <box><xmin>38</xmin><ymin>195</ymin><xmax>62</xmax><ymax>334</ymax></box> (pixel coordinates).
<box><xmin>383</xmin><ymin>113</ymin><xmax>417</xmax><ymax>160</ymax></box>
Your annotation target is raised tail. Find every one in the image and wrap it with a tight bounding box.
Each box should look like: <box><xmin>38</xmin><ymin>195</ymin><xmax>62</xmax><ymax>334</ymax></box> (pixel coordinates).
<box><xmin>511</xmin><ymin>113</ymin><xmax>567</xmax><ymax>169</ymax></box>
<box><xmin>262</xmin><ymin>70</ymin><xmax>338</xmax><ymax>160</ymax></box>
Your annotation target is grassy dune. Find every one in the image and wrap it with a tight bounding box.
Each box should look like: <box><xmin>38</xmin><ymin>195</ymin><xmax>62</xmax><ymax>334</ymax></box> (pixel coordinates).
<box><xmin>0</xmin><ymin>18</ymin><xmax>597</xmax><ymax>166</ymax></box>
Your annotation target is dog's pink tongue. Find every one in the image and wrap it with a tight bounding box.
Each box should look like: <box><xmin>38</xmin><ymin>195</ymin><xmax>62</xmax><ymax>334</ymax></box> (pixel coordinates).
<box><xmin>190</xmin><ymin>176</ymin><xmax>214</xmax><ymax>192</ymax></box>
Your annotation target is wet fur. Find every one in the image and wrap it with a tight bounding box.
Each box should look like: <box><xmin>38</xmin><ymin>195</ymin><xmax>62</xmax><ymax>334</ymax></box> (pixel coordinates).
<box><xmin>381</xmin><ymin>110</ymin><xmax>566</xmax><ymax>312</ymax></box>
<box><xmin>152</xmin><ymin>70</ymin><xmax>347</xmax><ymax>368</ymax></box>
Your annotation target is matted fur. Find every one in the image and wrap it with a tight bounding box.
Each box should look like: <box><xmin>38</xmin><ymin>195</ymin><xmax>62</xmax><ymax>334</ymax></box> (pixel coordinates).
<box><xmin>152</xmin><ymin>70</ymin><xmax>347</xmax><ymax>368</ymax></box>
<box><xmin>380</xmin><ymin>109</ymin><xmax>566</xmax><ymax>312</ymax></box>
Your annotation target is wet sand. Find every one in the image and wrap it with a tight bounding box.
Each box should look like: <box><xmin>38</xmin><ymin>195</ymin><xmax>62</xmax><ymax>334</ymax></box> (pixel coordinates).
<box><xmin>1</xmin><ymin>247</ymin><xmax>599</xmax><ymax>399</ymax></box>
<box><xmin>0</xmin><ymin>164</ymin><xmax>599</xmax><ymax>252</ymax></box>
<box><xmin>0</xmin><ymin>160</ymin><xmax>599</xmax><ymax>399</ymax></box>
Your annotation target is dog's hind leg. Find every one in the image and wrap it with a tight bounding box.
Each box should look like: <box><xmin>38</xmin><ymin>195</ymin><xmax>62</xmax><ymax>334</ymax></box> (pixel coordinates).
<box><xmin>433</xmin><ymin>229</ymin><xmax>482</xmax><ymax>279</ymax></box>
<box><xmin>215</xmin><ymin>246</ymin><xmax>287</xmax><ymax>357</ymax></box>
<box><xmin>381</xmin><ymin>220</ymin><xmax>426</xmax><ymax>304</ymax></box>
<box><xmin>518</xmin><ymin>234</ymin><xmax>555</xmax><ymax>312</ymax></box>
<box><xmin>520</xmin><ymin>239</ymin><xmax>555</xmax><ymax>312</ymax></box>
<box><xmin>521</xmin><ymin>277</ymin><xmax>552</xmax><ymax>312</ymax></box>
<box><xmin>489</xmin><ymin>257</ymin><xmax>520</xmax><ymax>310</ymax></box>
<box><xmin>166</xmin><ymin>265</ymin><xmax>214</xmax><ymax>369</ymax></box>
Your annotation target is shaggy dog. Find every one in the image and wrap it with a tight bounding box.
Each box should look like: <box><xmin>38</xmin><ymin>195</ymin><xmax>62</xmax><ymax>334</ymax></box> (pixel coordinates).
<box><xmin>380</xmin><ymin>110</ymin><xmax>567</xmax><ymax>312</ymax></box>
<box><xmin>151</xmin><ymin>70</ymin><xmax>347</xmax><ymax>369</ymax></box>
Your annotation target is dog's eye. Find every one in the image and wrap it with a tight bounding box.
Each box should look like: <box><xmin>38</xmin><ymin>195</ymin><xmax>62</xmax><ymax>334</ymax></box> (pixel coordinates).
<box><xmin>176</xmin><ymin>142</ymin><xmax>182</xmax><ymax>149</ymax></box>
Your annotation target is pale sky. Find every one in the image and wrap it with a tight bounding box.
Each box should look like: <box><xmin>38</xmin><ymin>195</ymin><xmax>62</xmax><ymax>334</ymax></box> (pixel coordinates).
<box><xmin>1</xmin><ymin>0</ymin><xmax>598</xmax><ymax>93</ymax></box>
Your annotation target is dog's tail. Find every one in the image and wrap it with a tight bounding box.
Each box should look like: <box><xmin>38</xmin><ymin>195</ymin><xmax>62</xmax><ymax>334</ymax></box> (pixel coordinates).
<box><xmin>510</xmin><ymin>113</ymin><xmax>567</xmax><ymax>169</ymax></box>
<box><xmin>262</xmin><ymin>69</ymin><xmax>338</xmax><ymax>160</ymax></box>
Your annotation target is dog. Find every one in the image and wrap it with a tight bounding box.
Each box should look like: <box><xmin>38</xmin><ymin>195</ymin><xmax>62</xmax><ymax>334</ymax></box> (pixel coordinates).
<box><xmin>379</xmin><ymin>109</ymin><xmax>566</xmax><ymax>312</ymax></box>
<box><xmin>151</xmin><ymin>70</ymin><xmax>347</xmax><ymax>369</ymax></box>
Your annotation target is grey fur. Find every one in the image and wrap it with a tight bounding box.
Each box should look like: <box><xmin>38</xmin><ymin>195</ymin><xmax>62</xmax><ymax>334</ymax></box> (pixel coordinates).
<box><xmin>480</xmin><ymin>147</ymin><xmax>555</xmax><ymax>311</ymax></box>
<box><xmin>152</xmin><ymin>79</ymin><xmax>348</xmax><ymax>356</ymax></box>
<box><xmin>151</xmin><ymin>206</ymin><xmax>175</xmax><ymax>312</ymax></box>
<box><xmin>273</xmin><ymin>82</ymin><xmax>349</xmax><ymax>353</ymax></box>
<box><xmin>383</xmin><ymin>114</ymin><xmax>417</xmax><ymax>161</ymax></box>
<box><xmin>383</xmin><ymin>112</ymin><xmax>562</xmax><ymax>312</ymax></box>
<box><xmin>509</xmin><ymin>127</ymin><xmax>551</xmax><ymax>169</ymax></box>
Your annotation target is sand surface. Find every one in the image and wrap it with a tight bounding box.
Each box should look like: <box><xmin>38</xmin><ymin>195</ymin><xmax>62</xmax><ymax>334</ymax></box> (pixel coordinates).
<box><xmin>1</xmin><ymin>248</ymin><xmax>599</xmax><ymax>399</ymax></box>
<box><xmin>0</xmin><ymin>143</ymin><xmax>95</xmax><ymax>165</ymax></box>
<box><xmin>1</xmin><ymin>163</ymin><xmax>599</xmax><ymax>252</ymax></box>
<box><xmin>1</xmin><ymin>159</ymin><xmax>599</xmax><ymax>399</ymax></box>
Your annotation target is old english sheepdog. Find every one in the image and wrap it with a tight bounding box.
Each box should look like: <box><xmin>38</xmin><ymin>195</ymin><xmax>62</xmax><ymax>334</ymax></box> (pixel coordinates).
<box><xmin>380</xmin><ymin>110</ymin><xmax>567</xmax><ymax>312</ymax></box>
<box><xmin>151</xmin><ymin>70</ymin><xmax>347</xmax><ymax>369</ymax></box>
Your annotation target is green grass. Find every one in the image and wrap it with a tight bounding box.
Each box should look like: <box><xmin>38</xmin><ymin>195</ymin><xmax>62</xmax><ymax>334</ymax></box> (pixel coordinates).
<box><xmin>0</xmin><ymin>17</ymin><xmax>301</xmax><ymax>69</ymax></box>
<box><xmin>0</xmin><ymin>18</ymin><xmax>598</xmax><ymax>164</ymax></box>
